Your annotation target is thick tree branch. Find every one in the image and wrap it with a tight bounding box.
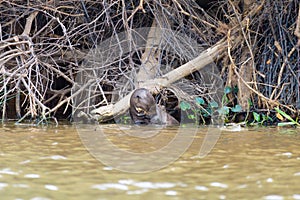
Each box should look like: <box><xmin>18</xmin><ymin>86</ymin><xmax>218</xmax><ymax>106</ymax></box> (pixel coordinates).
<box><xmin>136</xmin><ymin>20</ymin><xmax>161</xmax><ymax>86</ymax></box>
<box><xmin>91</xmin><ymin>38</ymin><xmax>227</xmax><ymax>122</ymax></box>
<box><xmin>294</xmin><ymin>5</ymin><xmax>300</xmax><ymax>46</ymax></box>
<box><xmin>22</xmin><ymin>11</ymin><xmax>38</xmax><ymax>36</ymax></box>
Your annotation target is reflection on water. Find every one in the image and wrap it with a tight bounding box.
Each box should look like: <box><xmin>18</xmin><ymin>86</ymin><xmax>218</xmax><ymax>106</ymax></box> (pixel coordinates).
<box><xmin>0</xmin><ymin>123</ymin><xmax>299</xmax><ymax>199</ymax></box>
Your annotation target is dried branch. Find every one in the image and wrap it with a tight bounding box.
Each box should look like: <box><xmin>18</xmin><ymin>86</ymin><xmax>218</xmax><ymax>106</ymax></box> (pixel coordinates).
<box><xmin>294</xmin><ymin>5</ymin><xmax>300</xmax><ymax>46</ymax></box>
<box><xmin>22</xmin><ymin>11</ymin><xmax>38</xmax><ymax>36</ymax></box>
<box><xmin>91</xmin><ymin>39</ymin><xmax>226</xmax><ymax>121</ymax></box>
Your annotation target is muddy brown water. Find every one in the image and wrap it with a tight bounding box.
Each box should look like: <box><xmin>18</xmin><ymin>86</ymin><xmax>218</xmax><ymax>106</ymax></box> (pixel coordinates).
<box><xmin>0</xmin><ymin>123</ymin><xmax>300</xmax><ymax>200</ymax></box>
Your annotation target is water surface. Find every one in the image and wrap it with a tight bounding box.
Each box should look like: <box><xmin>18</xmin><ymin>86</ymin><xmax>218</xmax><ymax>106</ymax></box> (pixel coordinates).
<box><xmin>0</xmin><ymin>123</ymin><xmax>300</xmax><ymax>199</ymax></box>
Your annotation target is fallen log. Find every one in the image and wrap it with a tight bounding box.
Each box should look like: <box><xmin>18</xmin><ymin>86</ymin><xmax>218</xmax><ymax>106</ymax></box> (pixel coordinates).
<box><xmin>90</xmin><ymin>38</ymin><xmax>227</xmax><ymax>122</ymax></box>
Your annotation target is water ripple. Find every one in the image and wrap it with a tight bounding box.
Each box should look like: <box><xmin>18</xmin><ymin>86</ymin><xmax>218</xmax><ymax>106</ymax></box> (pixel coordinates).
<box><xmin>0</xmin><ymin>168</ymin><xmax>18</xmax><ymax>175</ymax></box>
<box><xmin>24</xmin><ymin>174</ymin><xmax>40</xmax><ymax>178</ymax></box>
<box><xmin>92</xmin><ymin>183</ymin><xmax>129</xmax><ymax>191</ymax></box>
<box><xmin>45</xmin><ymin>184</ymin><xmax>59</xmax><ymax>191</ymax></box>
<box><xmin>210</xmin><ymin>182</ymin><xmax>228</xmax><ymax>189</ymax></box>
<box><xmin>264</xmin><ymin>195</ymin><xmax>284</xmax><ymax>200</ymax></box>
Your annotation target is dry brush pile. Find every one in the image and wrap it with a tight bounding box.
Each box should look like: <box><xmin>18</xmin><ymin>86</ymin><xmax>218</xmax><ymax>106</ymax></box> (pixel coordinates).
<box><xmin>0</xmin><ymin>0</ymin><xmax>299</xmax><ymax>124</ymax></box>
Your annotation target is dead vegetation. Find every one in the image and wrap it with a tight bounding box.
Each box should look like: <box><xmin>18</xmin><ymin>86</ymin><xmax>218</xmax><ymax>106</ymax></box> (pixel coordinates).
<box><xmin>0</xmin><ymin>0</ymin><xmax>299</xmax><ymax>124</ymax></box>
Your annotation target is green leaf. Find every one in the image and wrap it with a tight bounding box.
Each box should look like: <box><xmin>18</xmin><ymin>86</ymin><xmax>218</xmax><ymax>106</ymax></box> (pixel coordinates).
<box><xmin>262</xmin><ymin>114</ymin><xmax>273</xmax><ymax>122</ymax></box>
<box><xmin>231</xmin><ymin>104</ymin><xmax>242</xmax><ymax>112</ymax></box>
<box><xmin>209</xmin><ymin>101</ymin><xmax>219</xmax><ymax>108</ymax></box>
<box><xmin>224</xmin><ymin>86</ymin><xmax>232</xmax><ymax>94</ymax></box>
<box><xmin>253</xmin><ymin>112</ymin><xmax>260</xmax><ymax>122</ymax></box>
<box><xmin>195</xmin><ymin>109</ymin><xmax>201</xmax><ymax>113</ymax></box>
<box><xmin>188</xmin><ymin>114</ymin><xmax>195</xmax><ymax>119</ymax></box>
<box><xmin>233</xmin><ymin>86</ymin><xmax>239</xmax><ymax>94</ymax></box>
<box><xmin>248</xmin><ymin>99</ymin><xmax>253</xmax><ymax>107</ymax></box>
<box><xmin>218</xmin><ymin>106</ymin><xmax>230</xmax><ymax>115</ymax></box>
<box><xmin>274</xmin><ymin>107</ymin><xmax>299</xmax><ymax>125</ymax></box>
<box><xmin>195</xmin><ymin>97</ymin><xmax>205</xmax><ymax>105</ymax></box>
<box><xmin>180</xmin><ymin>101</ymin><xmax>191</xmax><ymax>111</ymax></box>
<box><xmin>202</xmin><ymin>108</ymin><xmax>212</xmax><ymax>117</ymax></box>
<box><xmin>222</xmin><ymin>95</ymin><xmax>229</xmax><ymax>104</ymax></box>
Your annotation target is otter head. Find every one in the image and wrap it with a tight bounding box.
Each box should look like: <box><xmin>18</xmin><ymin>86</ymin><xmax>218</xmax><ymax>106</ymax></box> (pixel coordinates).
<box><xmin>129</xmin><ymin>88</ymin><xmax>156</xmax><ymax>124</ymax></box>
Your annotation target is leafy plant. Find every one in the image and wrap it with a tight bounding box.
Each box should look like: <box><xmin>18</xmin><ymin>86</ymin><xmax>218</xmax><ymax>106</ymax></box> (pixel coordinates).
<box><xmin>195</xmin><ymin>97</ymin><xmax>205</xmax><ymax>105</ymax></box>
<box><xmin>209</xmin><ymin>101</ymin><xmax>218</xmax><ymax>109</ymax></box>
<box><xmin>253</xmin><ymin>112</ymin><xmax>260</xmax><ymax>122</ymax></box>
<box><xmin>217</xmin><ymin>106</ymin><xmax>230</xmax><ymax>115</ymax></box>
<box><xmin>179</xmin><ymin>101</ymin><xmax>198</xmax><ymax>122</ymax></box>
<box><xmin>180</xmin><ymin>101</ymin><xmax>191</xmax><ymax>111</ymax></box>
<box><xmin>231</xmin><ymin>105</ymin><xmax>242</xmax><ymax>113</ymax></box>
<box><xmin>251</xmin><ymin>111</ymin><xmax>273</xmax><ymax>125</ymax></box>
<box><xmin>275</xmin><ymin>107</ymin><xmax>299</xmax><ymax>126</ymax></box>
<box><xmin>179</xmin><ymin>86</ymin><xmax>264</xmax><ymax>125</ymax></box>
<box><xmin>224</xmin><ymin>86</ymin><xmax>232</xmax><ymax>95</ymax></box>
<box><xmin>217</xmin><ymin>86</ymin><xmax>243</xmax><ymax>121</ymax></box>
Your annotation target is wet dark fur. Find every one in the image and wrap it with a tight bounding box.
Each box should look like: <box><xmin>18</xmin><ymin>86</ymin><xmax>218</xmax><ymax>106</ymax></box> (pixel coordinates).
<box><xmin>129</xmin><ymin>88</ymin><xmax>156</xmax><ymax>124</ymax></box>
<box><xmin>129</xmin><ymin>88</ymin><xmax>179</xmax><ymax>125</ymax></box>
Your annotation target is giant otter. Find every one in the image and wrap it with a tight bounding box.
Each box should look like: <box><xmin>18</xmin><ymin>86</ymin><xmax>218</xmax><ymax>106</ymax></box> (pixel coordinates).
<box><xmin>129</xmin><ymin>88</ymin><xmax>179</xmax><ymax>125</ymax></box>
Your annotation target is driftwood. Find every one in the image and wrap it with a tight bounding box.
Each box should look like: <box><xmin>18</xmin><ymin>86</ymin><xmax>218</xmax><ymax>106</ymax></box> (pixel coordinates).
<box><xmin>91</xmin><ymin>39</ymin><xmax>227</xmax><ymax>121</ymax></box>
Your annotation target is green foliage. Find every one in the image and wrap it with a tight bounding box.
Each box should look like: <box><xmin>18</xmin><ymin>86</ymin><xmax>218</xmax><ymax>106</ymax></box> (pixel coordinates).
<box><xmin>179</xmin><ymin>86</ymin><xmax>299</xmax><ymax>127</ymax></box>
<box><xmin>119</xmin><ymin>115</ymin><xmax>131</xmax><ymax>124</ymax></box>
<box><xmin>217</xmin><ymin>106</ymin><xmax>230</xmax><ymax>115</ymax></box>
<box><xmin>248</xmin><ymin>99</ymin><xmax>253</xmax><ymax>107</ymax></box>
<box><xmin>188</xmin><ymin>114</ymin><xmax>196</xmax><ymax>120</ymax></box>
<box><xmin>251</xmin><ymin>112</ymin><xmax>273</xmax><ymax>125</ymax></box>
<box><xmin>179</xmin><ymin>87</ymin><xmax>299</xmax><ymax>127</ymax></box>
<box><xmin>219</xmin><ymin>86</ymin><xmax>243</xmax><ymax>121</ymax></box>
<box><xmin>231</xmin><ymin>105</ymin><xmax>242</xmax><ymax>113</ymax></box>
<box><xmin>275</xmin><ymin>107</ymin><xmax>299</xmax><ymax>126</ymax></box>
<box><xmin>202</xmin><ymin>108</ymin><xmax>211</xmax><ymax>117</ymax></box>
<box><xmin>253</xmin><ymin>112</ymin><xmax>260</xmax><ymax>122</ymax></box>
<box><xmin>179</xmin><ymin>86</ymin><xmax>246</xmax><ymax>124</ymax></box>
<box><xmin>180</xmin><ymin>101</ymin><xmax>191</xmax><ymax>111</ymax></box>
<box><xmin>209</xmin><ymin>101</ymin><xmax>218</xmax><ymax>108</ymax></box>
<box><xmin>233</xmin><ymin>85</ymin><xmax>239</xmax><ymax>94</ymax></box>
<box><xmin>179</xmin><ymin>100</ymin><xmax>200</xmax><ymax>123</ymax></box>
<box><xmin>224</xmin><ymin>86</ymin><xmax>232</xmax><ymax>94</ymax></box>
<box><xmin>195</xmin><ymin>97</ymin><xmax>205</xmax><ymax>105</ymax></box>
